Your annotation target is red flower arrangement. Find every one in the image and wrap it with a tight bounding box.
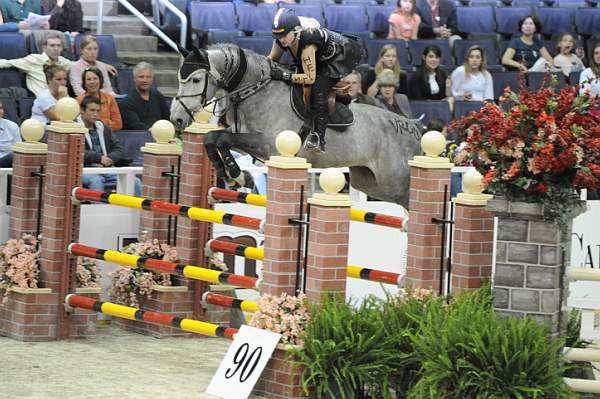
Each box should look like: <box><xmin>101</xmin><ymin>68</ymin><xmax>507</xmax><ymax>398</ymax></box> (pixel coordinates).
<box><xmin>454</xmin><ymin>76</ymin><xmax>600</xmax><ymax>215</ymax></box>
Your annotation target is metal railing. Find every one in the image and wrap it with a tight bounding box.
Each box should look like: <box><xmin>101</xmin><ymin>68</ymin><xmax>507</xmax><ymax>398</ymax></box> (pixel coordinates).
<box><xmin>96</xmin><ymin>0</ymin><xmax>187</xmax><ymax>51</ymax></box>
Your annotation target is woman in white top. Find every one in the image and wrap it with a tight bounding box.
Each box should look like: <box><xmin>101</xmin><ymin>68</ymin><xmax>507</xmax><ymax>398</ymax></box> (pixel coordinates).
<box><xmin>31</xmin><ymin>64</ymin><xmax>69</xmax><ymax>125</ymax></box>
<box><xmin>450</xmin><ymin>45</ymin><xmax>493</xmax><ymax>101</ymax></box>
<box><xmin>580</xmin><ymin>42</ymin><xmax>600</xmax><ymax>99</ymax></box>
<box><xmin>552</xmin><ymin>32</ymin><xmax>585</xmax><ymax>77</ymax></box>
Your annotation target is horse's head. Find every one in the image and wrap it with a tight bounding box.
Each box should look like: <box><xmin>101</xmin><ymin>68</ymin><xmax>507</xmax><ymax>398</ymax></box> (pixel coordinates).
<box><xmin>171</xmin><ymin>46</ymin><xmax>219</xmax><ymax>129</ymax></box>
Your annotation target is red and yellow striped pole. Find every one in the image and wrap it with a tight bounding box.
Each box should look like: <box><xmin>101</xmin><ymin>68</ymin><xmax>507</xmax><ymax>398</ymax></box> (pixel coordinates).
<box><xmin>207</xmin><ymin>187</ymin><xmax>408</xmax><ymax>231</ymax></box>
<box><xmin>346</xmin><ymin>265</ymin><xmax>405</xmax><ymax>286</ymax></box>
<box><xmin>202</xmin><ymin>292</ymin><xmax>258</xmax><ymax>313</ymax></box>
<box><xmin>65</xmin><ymin>294</ymin><xmax>237</xmax><ymax>339</ymax></box>
<box><xmin>71</xmin><ymin>187</ymin><xmax>265</xmax><ymax>232</ymax></box>
<box><xmin>69</xmin><ymin>243</ymin><xmax>260</xmax><ymax>289</ymax></box>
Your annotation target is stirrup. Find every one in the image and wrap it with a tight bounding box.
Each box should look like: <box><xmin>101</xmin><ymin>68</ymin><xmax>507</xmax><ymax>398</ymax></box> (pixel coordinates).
<box><xmin>304</xmin><ymin>131</ymin><xmax>325</xmax><ymax>153</ymax></box>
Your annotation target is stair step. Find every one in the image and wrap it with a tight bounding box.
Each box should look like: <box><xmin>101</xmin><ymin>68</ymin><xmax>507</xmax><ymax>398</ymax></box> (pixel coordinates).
<box><xmin>114</xmin><ymin>35</ymin><xmax>158</xmax><ymax>52</ymax></box>
<box><xmin>81</xmin><ymin>0</ymin><xmax>118</xmax><ymax>17</ymax></box>
<box><xmin>118</xmin><ymin>51</ymin><xmax>181</xmax><ymax>70</ymax></box>
<box><xmin>153</xmin><ymin>70</ymin><xmax>179</xmax><ymax>87</ymax></box>
<box><xmin>83</xmin><ymin>16</ymin><xmax>150</xmax><ymax>36</ymax></box>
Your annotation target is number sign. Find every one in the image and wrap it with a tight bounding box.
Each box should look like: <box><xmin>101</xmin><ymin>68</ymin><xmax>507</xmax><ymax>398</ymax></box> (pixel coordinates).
<box><xmin>206</xmin><ymin>325</ymin><xmax>282</xmax><ymax>399</ymax></box>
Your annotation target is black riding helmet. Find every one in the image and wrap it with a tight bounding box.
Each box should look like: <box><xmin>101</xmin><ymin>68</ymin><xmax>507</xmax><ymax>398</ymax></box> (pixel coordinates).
<box><xmin>272</xmin><ymin>9</ymin><xmax>301</xmax><ymax>39</ymax></box>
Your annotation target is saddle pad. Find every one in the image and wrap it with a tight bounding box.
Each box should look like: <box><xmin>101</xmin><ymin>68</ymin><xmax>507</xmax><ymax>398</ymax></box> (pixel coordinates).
<box><xmin>290</xmin><ymin>84</ymin><xmax>354</xmax><ymax>130</ymax></box>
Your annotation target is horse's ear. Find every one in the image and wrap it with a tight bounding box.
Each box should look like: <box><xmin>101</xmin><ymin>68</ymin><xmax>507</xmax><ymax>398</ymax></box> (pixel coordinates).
<box><xmin>177</xmin><ymin>45</ymin><xmax>189</xmax><ymax>57</ymax></box>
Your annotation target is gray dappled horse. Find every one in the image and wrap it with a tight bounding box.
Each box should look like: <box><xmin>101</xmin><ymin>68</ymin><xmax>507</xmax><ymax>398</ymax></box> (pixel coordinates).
<box><xmin>171</xmin><ymin>44</ymin><xmax>423</xmax><ymax>209</ymax></box>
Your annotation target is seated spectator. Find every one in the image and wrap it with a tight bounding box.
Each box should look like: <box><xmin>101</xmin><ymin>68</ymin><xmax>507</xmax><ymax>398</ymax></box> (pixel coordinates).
<box><xmin>120</xmin><ymin>62</ymin><xmax>170</xmax><ymax>130</ymax></box>
<box><xmin>0</xmin><ymin>32</ymin><xmax>71</xmax><ymax>96</ymax></box>
<box><xmin>341</xmin><ymin>71</ymin><xmax>378</xmax><ymax>106</ymax></box>
<box><xmin>501</xmin><ymin>15</ymin><xmax>552</xmax><ymax>73</ymax></box>
<box><xmin>0</xmin><ymin>100</ymin><xmax>21</xmax><ymax>167</ymax></box>
<box><xmin>0</xmin><ymin>8</ymin><xmax>19</xmax><ymax>32</ymax></box>
<box><xmin>416</xmin><ymin>0</ymin><xmax>459</xmax><ymax>45</ymax></box>
<box><xmin>388</xmin><ymin>0</ymin><xmax>420</xmax><ymax>41</ymax></box>
<box><xmin>31</xmin><ymin>64</ymin><xmax>68</xmax><ymax>124</ymax></box>
<box><xmin>41</xmin><ymin>0</ymin><xmax>83</xmax><ymax>34</ymax></box>
<box><xmin>451</xmin><ymin>45</ymin><xmax>493</xmax><ymax>101</ymax></box>
<box><xmin>408</xmin><ymin>45</ymin><xmax>449</xmax><ymax>100</ymax></box>
<box><xmin>0</xmin><ymin>0</ymin><xmax>49</xmax><ymax>29</ymax></box>
<box><xmin>374</xmin><ymin>69</ymin><xmax>412</xmax><ymax>118</ymax></box>
<box><xmin>70</xmin><ymin>35</ymin><xmax>117</xmax><ymax>97</ymax></box>
<box><xmin>552</xmin><ymin>33</ymin><xmax>584</xmax><ymax>78</ymax></box>
<box><xmin>366</xmin><ymin>45</ymin><xmax>407</xmax><ymax>97</ymax></box>
<box><xmin>76</xmin><ymin>67</ymin><xmax>122</xmax><ymax>130</ymax></box>
<box><xmin>80</xmin><ymin>96</ymin><xmax>141</xmax><ymax>196</ymax></box>
<box><xmin>580</xmin><ymin>42</ymin><xmax>600</xmax><ymax>99</ymax></box>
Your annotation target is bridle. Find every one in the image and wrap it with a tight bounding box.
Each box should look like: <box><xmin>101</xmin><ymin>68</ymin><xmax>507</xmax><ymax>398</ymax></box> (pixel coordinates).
<box><xmin>174</xmin><ymin>46</ymin><xmax>271</xmax><ymax>130</ymax></box>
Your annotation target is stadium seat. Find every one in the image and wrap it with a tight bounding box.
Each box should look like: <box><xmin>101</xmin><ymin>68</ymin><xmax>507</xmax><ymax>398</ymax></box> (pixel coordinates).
<box><xmin>0</xmin><ymin>97</ymin><xmax>19</xmax><ymax>124</ymax></box>
<box><xmin>0</xmin><ymin>33</ymin><xmax>28</xmax><ymax>59</ymax></box>
<box><xmin>190</xmin><ymin>2</ymin><xmax>237</xmax><ymax>31</ymax></box>
<box><xmin>454</xmin><ymin>100</ymin><xmax>486</xmax><ymax>119</ymax></box>
<box><xmin>18</xmin><ymin>97</ymin><xmax>34</xmax><ymax>121</ymax></box>
<box><xmin>557</xmin><ymin>0</ymin><xmax>586</xmax><ymax>6</ymax></box>
<box><xmin>527</xmin><ymin>72</ymin><xmax>567</xmax><ymax>91</ymax></box>
<box><xmin>206</xmin><ymin>30</ymin><xmax>243</xmax><ymax>44</ymax></box>
<box><xmin>354</xmin><ymin>63</ymin><xmax>373</xmax><ymax>94</ymax></box>
<box><xmin>74</xmin><ymin>35</ymin><xmax>120</xmax><ymax>66</ymax></box>
<box><xmin>113</xmin><ymin>130</ymin><xmax>154</xmax><ymax>166</ymax></box>
<box><xmin>409</xmin><ymin>100</ymin><xmax>452</xmax><ymax>125</ymax></box>
<box><xmin>365</xmin><ymin>39</ymin><xmax>411</xmax><ymax>68</ymax></box>
<box><xmin>237</xmin><ymin>3</ymin><xmax>277</xmax><ymax>33</ymax></box>
<box><xmin>510</xmin><ymin>0</ymin><xmax>541</xmax><ymax>6</ymax></box>
<box><xmin>569</xmin><ymin>70</ymin><xmax>581</xmax><ymax>86</ymax></box>
<box><xmin>324</xmin><ymin>4</ymin><xmax>368</xmax><ymax>32</ymax></box>
<box><xmin>495</xmin><ymin>6</ymin><xmax>532</xmax><ymax>36</ymax></box>
<box><xmin>280</xmin><ymin>4</ymin><xmax>325</xmax><ymax>26</ymax></box>
<box><xmin>0</xmin><ymin>69</ymin><xmax>25</xmax><ymax>89</ymax></box>
<box><xmin>575</xmin><ymin>8</ymin><xmax>600</xmax><ymax>36</ymax></box>
<box><xmin>469</xmin><ymin>0</ymin><xmax>501</xmax><ymax>5</ymax></box>
<box><xmin>366</xmin><ymin>5</ymin><xmax>395</xmax><ymax>36</ymax></box>
<box><xmin>233</xmin><ymin>36</ymin><xmax>274</xmax><ymax>55</ymax></box>
<box><xmin>409</xmin><ymin>40</ymin><xmax>452</xmax><ymax>66</ymax></box>
<box><xmin>456</xmin><ymin>6</ymin><xmax>496</xmax><ymax>34</ymax></box>
<box><xmin>453</xmin><ymin>39</ymin><xmax>500</xmax><ymax>66</ymax></box>
<box><xmin>492</xmin><ymin>71</ymin><xmax>521</xmax><ymax>99</ymax></box>
<box><xmin>536</xmin><ymin>8</ymin><xmax>573</xmax><ymax>37</ymax></box>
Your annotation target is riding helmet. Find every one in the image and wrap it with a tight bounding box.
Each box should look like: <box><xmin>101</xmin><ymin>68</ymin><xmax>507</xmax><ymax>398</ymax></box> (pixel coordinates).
<box><xmin>272</xmin><ymin>9</ymin><xmax>300</xmax><ymax>39</ymax></box>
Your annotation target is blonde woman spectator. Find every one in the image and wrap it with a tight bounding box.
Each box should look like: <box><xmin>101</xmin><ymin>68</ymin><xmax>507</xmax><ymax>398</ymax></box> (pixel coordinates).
<box><xmin>366</xmin><ymin>45</ymin><xmax>406</xmax><ymax>96</ymax></box>
<box><xmin>69</xmin><ymin>35</ymin><xmax>117</xmax><ymax>96</ymax></box>
<box><xmin>580</xmin><ymin>42</ymin><xmax>600</xmax><ymax>99</ymax></box>
<box><xmin>76</xmin><ymin>67</ymin><xmax>122</xmax><ymax>130</ymax></box>
<box><xmin>388</xmin><ymin>0</ymin><xmax>420</xmax><ymax>41</ymax></box>
<box><xmin>552</xmin><ymin>33</ymin><xmax>584</xmax><ymax>78</ymax></box>
<box><xmin>451</xmin><ymin>45</ymin><xmax>493</xmax><ymax>101</ymax></box>
<box><xmin>31</xmin><ymin>64</ymin><xmax>69</xmax><ymax>124</ymax></box>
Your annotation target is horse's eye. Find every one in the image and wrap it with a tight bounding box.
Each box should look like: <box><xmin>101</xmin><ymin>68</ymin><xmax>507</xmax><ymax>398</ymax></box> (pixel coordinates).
<box><xmin>192</xmin><ymin>78</ymin><xmax>201</xmax><ymax>83</ymax></box>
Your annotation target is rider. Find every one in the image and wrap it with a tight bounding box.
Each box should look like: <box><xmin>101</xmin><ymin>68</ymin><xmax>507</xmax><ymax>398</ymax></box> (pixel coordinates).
<box><xmin>267</xmin><ymin>8</ymin><xmax>363</xmax><ymax>152</ymax></box>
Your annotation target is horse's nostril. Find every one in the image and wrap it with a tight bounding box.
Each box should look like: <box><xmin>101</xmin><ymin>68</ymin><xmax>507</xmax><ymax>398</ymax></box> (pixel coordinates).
<box><xmin>176</xmin><ymin>118</ymin><xmax>183</xmax><ymax>127</ymax></box>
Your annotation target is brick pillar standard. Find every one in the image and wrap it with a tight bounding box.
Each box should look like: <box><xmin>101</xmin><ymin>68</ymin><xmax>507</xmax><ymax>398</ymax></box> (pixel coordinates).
<box><xmin>305</xmin><ymin>169</ymin><xmax>351</xmax><ymax>303</ymax></box>
<box><xmin>139</xmin><ymin>121</ymin><xmax>182</xmax><ymax>242</ymax></box>
<box><xmin>262</xmin><ymin>131</ymin><xmax>311</xmax><ymax>296</ymax></box>
<box><xmin>40</xmin><ymin>102</ymin><xmax>87</xmax><ymax>339</ymax></box>
<box><xmin>450</xmin><ymin>169</ymin><xmax>494</xmax><ymax>295</ymax></box>
<box><xmin>406</xmin><ymin>132</ymin><xmax>453</xmax><ymax>291</ymax></box>
<box><xmin>9</xmin><ymin>120</ymin><xmax>47</xmax><ymax>239</ymax></box>
<box><xmin>176</xmin><ymin>117</ymin><xmax>218</xmax><ymax>321</ymax></box>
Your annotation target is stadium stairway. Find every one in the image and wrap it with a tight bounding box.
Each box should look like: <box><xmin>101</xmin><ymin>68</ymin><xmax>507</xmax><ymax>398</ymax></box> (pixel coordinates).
<box><xmin>81</xmin><ymin>0</ymin><xmax>181</xmax><ymax>96</ymax></box>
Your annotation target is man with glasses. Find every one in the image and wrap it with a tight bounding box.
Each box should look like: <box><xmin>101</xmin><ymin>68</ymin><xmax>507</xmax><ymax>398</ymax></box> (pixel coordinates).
<box><xmin>0</xmin><ymin>101</ymin><xmax>21</xmax><ymax>168</ymax></box>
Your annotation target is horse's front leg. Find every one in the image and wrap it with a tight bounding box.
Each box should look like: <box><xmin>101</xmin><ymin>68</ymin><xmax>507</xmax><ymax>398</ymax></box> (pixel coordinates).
<box><xmin>205</xmin><ymin>130</ymin><xmax>230</xmax><ymax>179</ymax></box>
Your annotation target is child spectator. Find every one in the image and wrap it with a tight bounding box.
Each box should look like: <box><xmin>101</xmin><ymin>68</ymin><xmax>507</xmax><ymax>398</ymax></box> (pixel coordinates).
<box><xmin>365</xmin><ymin>45</ymin><xmax>407</xmax><ymax>96</ymax></box>
<box><xmin>388</xmin><ymin>0</ymin><xmax>420</xmax><ymax>41</ymax></box>
<box><xmin>552</xmin><ymin>33</ymin><xmax>584</xmax><ymax>78</ymax></box>
<box><xmin>451</xmin><ymin>45</ymin><xmax>493</xmax><ymax>101</ymax></box>
<box><xmin>580</xmin><ymin>42</ymin><xmax>600</xmax><ymax>99</ymax></box>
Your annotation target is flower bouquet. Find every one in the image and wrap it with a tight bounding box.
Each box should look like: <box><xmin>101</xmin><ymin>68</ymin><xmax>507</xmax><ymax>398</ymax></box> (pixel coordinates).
<box><xmin>249</xmin><ymin>292</ymin><xmax>309</xmax><ymax>346</ymax></box>
<box><xmin>454</xmin><ymin>76</ymin><xmax>600</xmax><ymax>218</ymax></box>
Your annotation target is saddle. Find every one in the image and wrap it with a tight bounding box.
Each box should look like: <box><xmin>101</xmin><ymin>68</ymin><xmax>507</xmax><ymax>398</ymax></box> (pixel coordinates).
<box><xmin>290</xmin><ymin>81</ymin><xmax>355</xmax><ymax>131</ymax></box>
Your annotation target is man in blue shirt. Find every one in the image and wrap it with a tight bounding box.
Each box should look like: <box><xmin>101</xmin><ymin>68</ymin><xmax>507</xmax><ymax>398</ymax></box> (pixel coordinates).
<box><xmin>0</xmin><ymin>101</ymin><xmax>21</xmax><ymax>167</ymax></box>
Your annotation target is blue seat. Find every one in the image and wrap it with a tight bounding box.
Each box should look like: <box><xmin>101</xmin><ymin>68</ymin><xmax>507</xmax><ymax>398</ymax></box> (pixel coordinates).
<box><xmin>0</xmin><ymin>97</ymin><xmax>18</xmax><ymax>124</ymax></box>
<box><xmin>527</xmin><ymin>72</ymin><xmax>567</xmax><ymax>91</ymax></box>
<box><xmin>575</xmin><ymin>8</ymin><xmax>600</xmax><ymax>36</ymax></box>
<box><xmin>0</xmin><ymin>33</ymin><xmax>28</xmax><ymax>59</ymax></box>
<box><xmin>569</xmin><ymin>70</ymin><xmax>581</xmax><ymax>85</ymax></box>
<box><xmin>510</xmin><ymin>0</ymin><xmax>541</xmax><ymax>6</ymax></box>
<box><xmin>365</xmin><ymin>39</ymin><xmax>411</xmax><ymax>67</ymax></box>
<box><xmin>454</xmin><ymin>100</ymin><xmax>486</xmax><ymax>119</ymax></box>
<box><xmin>233</xmin><ymin>36</ymin><xmax>274</xmax><ymax>55</ymax></box>
<box><xmin>237</xmin><ymin>3</ymin><xmax>277</xmax><ymax>33</ymax></box>
<box><xmin>18</xmin><ymin>97</ymin><xmax>34</xmax><ymax>121</ymax></box>
<box><xmin>536</xmin><ymin>8</ymin><xmax>573</xmax><ymax>37</ymax></box>
<box><xmin>0</xmin><ymin>69</ymin><xmax>24</xmax><ymax>89</ymax></box>
<box><xmin>190</xmin><ymin>2</ymin><xmax>237</xmax><ymax>31</ymax></box>
<box><xmin>557</xmin><ymin>0</ymin><xmax>585</xmax><ymax>6</ymax></box>
<box><xmin>74</xmin><ymin>35</ymin><xmax>120</xmax><ymax>66</ymax></box>
<box><xmin>492</xmin><ymin>71</ymin><xmax>521</xmax><ymax>99</ymax></box>
<box><xmin>494</xmin><ymin>6</ymin><xmax>532</xmax><ymax>36</ymax></box>
<box><xmin>409</xmin><ymin>100</ymin><xmax>452</xmax><ymax>125</ymax></box>
<box><xmin>457</xmin><ymin>6</ymin><xmax>496</xmax><ymax>34</ymax></box>
<box><xmin>409</xmin><ymin>39</ymin><xmax>452</xmax><ymax>66</ymax></box>
<box><xmin>206</xmin><ymin>30</ymin><xmax>243</xmax><ymax>44</ymax></box>
<box><xmin>113</xmin><ymin>130</ymin><xmax>154</xmax><ymax>166</ymax></box>
<box><xmin>366</xmin><ymin>5</ymin><xmax>395</xmax><ymax>36</ymax></box>
<box><xmin>280</xmin><ymin>4</ymin><xmax>325</xmax><ymax>26</ymax></box>
<box><xmin>453</xmin><ymin>39</ymin><xmax>499</xmax><ymax>66</ymax></box>
<box><xmin>324</xmin><ymin>4</ymin><xmax>368</xmax><ymax>32</ymax></box>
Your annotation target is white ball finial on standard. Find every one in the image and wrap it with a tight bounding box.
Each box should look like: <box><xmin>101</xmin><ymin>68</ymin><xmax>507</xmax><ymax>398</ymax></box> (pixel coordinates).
<box><xmin>55</xmin><ymin>97</ymin><xmax>80</xmax><ymax>122</ymax></box>
<box><xmin>275</xmin><ymin>130</ymin><xmax>301</xmax><ymax>157</ymax></box>
<box><xmin>193</xmin><ymin>103</ymin><xmax>215</xmax><ymax>124</ymax></box>
<box><xmin>462</xmin><ymin>168</ymin><xmax>485</xmax><ymax>195</ymax></box>
<box><xmin>150</xmin><ymin>120</ymin><xmax>176</xmax><ymax>144</ymax></box>
<box><xmin>20</xmin><ymin>119</ymin><xmax>44</xmax><ymax>143</ymax></box>
<box><xmin>421</xmin><ymin>130</ymin><xmax>446</xmax><ymax>157</ymax></box>
<box><xmin>319</xmin><ymin>168</ymin><xmax>346</xmax><ymax>194</ymax></box>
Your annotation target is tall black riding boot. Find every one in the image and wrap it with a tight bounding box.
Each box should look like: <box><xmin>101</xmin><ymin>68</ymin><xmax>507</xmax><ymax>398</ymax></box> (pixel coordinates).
<box><xmin>305</xmin><ymin>91</ymin><xmax>329</xmax><ymax>153</ymax></box>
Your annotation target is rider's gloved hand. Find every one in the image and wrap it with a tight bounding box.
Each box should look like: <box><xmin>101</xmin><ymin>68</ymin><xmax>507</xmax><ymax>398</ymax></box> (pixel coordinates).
<box><xmin>270</xmin><ymin>67</ymin><xmax>292</xmax><ymax>84</ymax></box>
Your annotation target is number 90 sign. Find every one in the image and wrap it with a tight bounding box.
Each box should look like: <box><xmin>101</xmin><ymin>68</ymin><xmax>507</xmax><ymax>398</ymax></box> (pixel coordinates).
<box><xmin>207</xmin><ymin>325</ymin><xmax>282</xmax><ymax>399</ymax></box>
